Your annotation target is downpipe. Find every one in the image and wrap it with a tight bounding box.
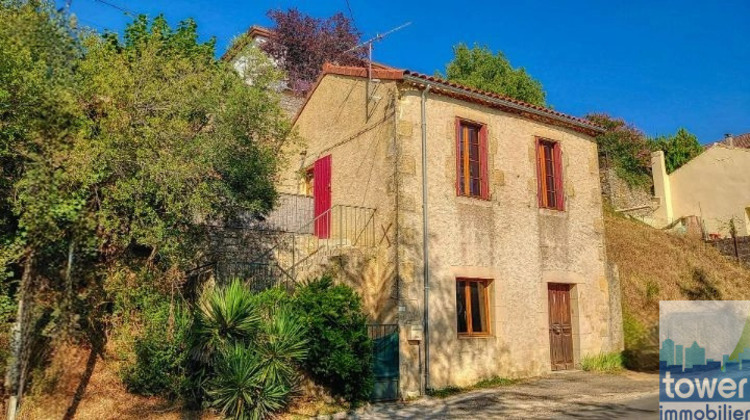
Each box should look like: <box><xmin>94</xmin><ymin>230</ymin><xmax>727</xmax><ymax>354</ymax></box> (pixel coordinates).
<box><xmin>420</xmin><ymin>84</ymin><xmax>431</xmax><ymax>393</ymax></box>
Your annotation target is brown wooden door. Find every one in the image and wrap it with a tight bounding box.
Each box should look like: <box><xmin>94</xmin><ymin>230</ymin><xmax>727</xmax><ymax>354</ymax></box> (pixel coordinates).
<box><xmin>548</xmin><ymin>283</ymin><xmax>574</xmax><ymax>370</ymax></box>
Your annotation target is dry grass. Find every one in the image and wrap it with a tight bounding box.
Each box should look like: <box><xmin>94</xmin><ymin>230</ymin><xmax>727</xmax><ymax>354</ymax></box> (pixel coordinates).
<box><xmin>17</xmin><ymin>343</ymin><xmax>217</xmax><ymax>420</ymax></box>
<box><xmin>17</xmin><ymin>342</ymin><xmax>345</xmax><ymax>420</ymax></box>
<box><xmin>604</xmin><ymin>212</ymin><xmax>750</xmax><ymax>367</ymax></box>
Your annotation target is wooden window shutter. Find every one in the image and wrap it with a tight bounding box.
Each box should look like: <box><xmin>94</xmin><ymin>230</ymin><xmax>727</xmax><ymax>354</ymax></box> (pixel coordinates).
<box><xmin>455</xmin><ymin>117</ymin><xmax>462</xmax><ymax>196</ymax></box>
<box><xmin>535</xmin><ymin>138</ymin><xmax>544</xmax><ymax>208</ymax></box>
<box><xmin>479</xmin><ymin>125</ymin><xmax>489</xmax><ymax>200</ymax></box>
<box><xmin>553</xmin><ymin>143</ymin><xmax>564</xmax><ymax>211</ymax></box>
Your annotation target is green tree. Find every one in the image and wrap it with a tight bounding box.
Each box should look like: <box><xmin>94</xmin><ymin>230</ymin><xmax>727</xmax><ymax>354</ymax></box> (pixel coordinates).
<box><xmin>1</xmin><ymin>2</ymin><xmax>292</xmax><ymax>413</ymax></box>
<box><xmin>0</xmin><ymin>1</ymin><xmax>83</xmax><ymax>410</ymax></box>
<box><xmin>440</xmin><ymin>43</ymin><xmax>546</xmax><ymax>106</ymax></box>
<box><xmin>650</xmin><ymin>128</ymin><xmax>702</xmax><ymax>173</ymax></box>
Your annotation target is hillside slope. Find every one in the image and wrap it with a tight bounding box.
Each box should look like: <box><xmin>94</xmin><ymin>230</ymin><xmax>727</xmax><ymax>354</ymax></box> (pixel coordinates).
<box><xmin>604</xmin><ymin>212</ymin><xmax>750</xmax><ymax>369</ymax></box>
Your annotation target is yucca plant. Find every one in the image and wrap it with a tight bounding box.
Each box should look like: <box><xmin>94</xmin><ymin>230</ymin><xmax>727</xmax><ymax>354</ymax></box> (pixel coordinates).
<box><xmin>206</xmin><ymin>344</ymin><xmax>288</xmax><ymax>420</ymax></box>
<box><xmin>192</xmin><ymin>279</ymin><xmax>261</xmax><ymax>363</ymax></box>
<box><xmin>255</xmin><ymin>306</ymin><xmax>308</xmax><ymax>387</ymax></box>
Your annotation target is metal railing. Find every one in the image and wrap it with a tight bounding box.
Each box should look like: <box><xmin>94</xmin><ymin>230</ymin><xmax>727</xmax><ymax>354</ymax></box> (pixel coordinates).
<box><xmin>235</xmin><ymin>203</ymin><xmax>377</xmax><ymax>285</ymax></box>
<box><xmin>215</xmin><ymin>261</ymin><xmax>295</xmax><ymax>291</ymax></box>
<box><xmin>279</xmin><ymin>204</ymin><xmax>377</xmax><ymax>281</ymax></box>
<box><xmin>263</xmin><ymin>193</ymin><xmax>314</xmax><ymax>233</ymax></box>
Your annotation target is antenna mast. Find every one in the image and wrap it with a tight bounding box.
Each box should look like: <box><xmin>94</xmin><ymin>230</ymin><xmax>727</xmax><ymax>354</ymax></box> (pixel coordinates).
<box><xmin>345</xmin><ymin>22</ymin><xmax>412</xmax><ymax>101</ymax></box>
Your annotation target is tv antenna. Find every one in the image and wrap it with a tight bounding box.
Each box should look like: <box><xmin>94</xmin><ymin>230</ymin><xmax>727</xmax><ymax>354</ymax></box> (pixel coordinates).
<box><xmin>344</xmin><ymin>22</ymin><xmax>412</xmax><ymax>103</ymax></box>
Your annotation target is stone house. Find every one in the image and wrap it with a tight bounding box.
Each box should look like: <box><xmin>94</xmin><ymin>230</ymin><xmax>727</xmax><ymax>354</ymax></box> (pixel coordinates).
<box><xmin>651</xmin><ymin>137</ymin><xmax>750</xmax><ymax>238</ymax></box>
<box><xmin>265</xmin><ymin>62</ymin><xmax>623</xmax><ymax>398</ymax></box>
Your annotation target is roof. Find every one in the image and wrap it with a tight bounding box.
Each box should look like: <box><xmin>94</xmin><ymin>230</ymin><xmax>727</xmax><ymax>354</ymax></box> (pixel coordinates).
<box><xmin>296</xmin><ymin>63</ymin><xmax>604</xmax><ymax>136</ymax></box>
<box><xmin>710</xmin><ymin>133</ymin><xmax>750</xmax><ymax>149</ymax></box>
<box><xmin>221</xmin><ymin>25</ymin><xmax>273</xmax><ymax>62</ymax></box>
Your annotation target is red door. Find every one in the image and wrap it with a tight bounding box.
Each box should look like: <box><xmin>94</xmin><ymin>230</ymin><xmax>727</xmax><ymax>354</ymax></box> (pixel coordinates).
<box><xmin>548</xmin><ymin>283</ymin><xmax>574</xmax><ymax>370</ymax></box>
<box><xmin>313</xmin><ymin>155</ymin><xmax>331</xmax><ymax>238</ymax></box>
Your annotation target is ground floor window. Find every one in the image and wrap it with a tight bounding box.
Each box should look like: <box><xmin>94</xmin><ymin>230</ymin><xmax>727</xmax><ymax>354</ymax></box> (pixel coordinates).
<box><xmin>456</xmin><ymin>278</ymin><xmax>492</xmax><ymax>336</ymax></box>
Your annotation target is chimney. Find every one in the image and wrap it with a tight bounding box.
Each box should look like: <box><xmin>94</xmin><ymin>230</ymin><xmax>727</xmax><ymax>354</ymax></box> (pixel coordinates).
<box><xmin>725</xmin><ymin>133</ymin><xmax>734</xmax><ymax>147</ymax></box>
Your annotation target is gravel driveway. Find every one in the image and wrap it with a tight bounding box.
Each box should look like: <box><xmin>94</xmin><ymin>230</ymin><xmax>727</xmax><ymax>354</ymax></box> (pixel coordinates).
<box><xmin>348</xmin><ymin>371</ymin><xmax>658</xmax><ymax>419</ymax></box>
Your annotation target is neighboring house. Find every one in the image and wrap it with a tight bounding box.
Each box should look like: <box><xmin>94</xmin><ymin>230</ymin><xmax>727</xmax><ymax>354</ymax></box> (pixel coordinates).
<box><xmin>651</xmin><ymin>136</ymin><xmax>750</xmax><ymax>238</ymax></box>
<box><xmin>264</xmin><ymin>62</ymin><xmax>622</xmax><ymax>398</ymax></box>
<box><xmin>709</xmin><ymin>132</ymin><xmax>750</xmax><ymax>149</ymax></box>
<box><xmin>222</xmin><ymin>25</ymin><xmax>306</xmax><ymax>117</ymax></box>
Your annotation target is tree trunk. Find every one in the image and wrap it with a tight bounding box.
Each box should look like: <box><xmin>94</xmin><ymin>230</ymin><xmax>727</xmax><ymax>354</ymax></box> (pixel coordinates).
<box><xmin>5</xmin><ymin>252</ymin><xmax>33</xmax><ymax>420</ymax></box>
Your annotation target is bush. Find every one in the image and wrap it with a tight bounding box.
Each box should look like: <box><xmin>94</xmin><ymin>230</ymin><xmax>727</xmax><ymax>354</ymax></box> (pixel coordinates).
<box><xmin>580</xmin><ymin>352</ymin><xmax>624</xmax><ymax>373</ymax></box>
<box><xmin>122</xmin><ymin>297</ymin><xmax>192</xmax><ymax>399</ymax></box>
<box><xmin>293</xmin><ymin>276</ymin><xmax>373</xmax><ymax>402</ymax></box>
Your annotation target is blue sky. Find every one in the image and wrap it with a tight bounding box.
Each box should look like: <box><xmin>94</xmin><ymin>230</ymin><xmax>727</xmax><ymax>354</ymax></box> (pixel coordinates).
<box><xmin>59</xmin><ymin>0</ymin><xmax>749</xmax><ymax>143</ymax></box>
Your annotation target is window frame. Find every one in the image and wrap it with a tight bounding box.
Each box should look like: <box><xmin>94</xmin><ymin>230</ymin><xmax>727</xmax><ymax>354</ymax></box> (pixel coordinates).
<box><xmin>455</xmin><ymin>277</ymin><xmax>493</xmax><ymax>337</ymax></box>
<box><xmin>535</xmin><ymin>138</ymin><xmax>565</xmax><ymax>211</ymax></box>
<box><xmin>455</xmin><ymin>118</ymin><xmax>490</xmax><ymax>200</ymax></box>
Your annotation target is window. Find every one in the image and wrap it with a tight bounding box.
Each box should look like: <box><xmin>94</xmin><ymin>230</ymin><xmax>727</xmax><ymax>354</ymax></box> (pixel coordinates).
<box><xmin>536</xmin><ymin>139</ymin><xmax>564</xmax><ymax>211</ymax></box>
<box><xmin>456</xmin><ymin>278</ymin><xmax>491</xmax><ymax>336</ymax></box>
<box><xmin>455</xmin><ymin>118</ymin><xmax>489</xmax><ymax>199</ymax></box>
<box><xmin>302</xmin><ymin>168</ymin><xmax>314</xmax><ymax>197</ymax></box>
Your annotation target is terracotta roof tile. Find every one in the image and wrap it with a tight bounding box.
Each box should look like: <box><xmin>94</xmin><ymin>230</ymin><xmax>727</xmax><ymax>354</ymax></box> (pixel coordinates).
<box><xmin>401</xmin><ymin>70</ymin><xmax>602</xmax><ymax>132</ymax></box>
<box><xmin>706</xmin><ymin>133</ymin><xmax>750</xmax><ymax>149</ymax></box>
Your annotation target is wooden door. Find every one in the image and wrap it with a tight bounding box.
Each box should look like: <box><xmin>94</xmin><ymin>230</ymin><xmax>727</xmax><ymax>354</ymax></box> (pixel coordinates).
<box><xmin>313</xmin><ymin>155</ymin><xmax>331</xmax><ymax>238</ymax></box>
<box><xmin>548</xmin><ymin>283</ymin><xmax>574</xmax><ymax>370</ymax></box>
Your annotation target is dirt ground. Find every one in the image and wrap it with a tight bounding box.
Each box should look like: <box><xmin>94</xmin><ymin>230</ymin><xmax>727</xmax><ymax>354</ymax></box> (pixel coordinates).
<box><xmin>349</xmin><ymin>371</ymin><xmax>658</xmax><ymax>419</ymax></box>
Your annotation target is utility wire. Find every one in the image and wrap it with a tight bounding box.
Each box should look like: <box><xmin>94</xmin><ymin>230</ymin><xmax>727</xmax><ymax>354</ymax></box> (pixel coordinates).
<box><xmin>344</xmin><ymin>0</ymin><xmax>357</xmax><ymax>30</ymax></box>
<box><xmin>91</xmin><ymin>0</ymin><xmax>138</xmax><ymax>17</ymax></box>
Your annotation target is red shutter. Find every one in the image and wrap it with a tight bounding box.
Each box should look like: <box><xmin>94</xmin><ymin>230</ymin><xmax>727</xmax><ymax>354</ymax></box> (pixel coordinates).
<box><xmin>455</xmin><ymin>118</ymin><xmax>462</xmax><ymax>196</ymax></box>
<box><xmin>313</xmin><ymin>155</ymin><xmax>332</xmax><ymax>238</ymax></box>
<box><xmin>534</xmin><ymin>138</ymin><xmax>544</xmax><ymax>208</ymax></box>
<box><xmin>553</xmin><ymin>143</ymin><xmax>564</xmax><ymax>211</ymax></box>
<box><xmin>479</xmin><ymin>125</ymin><xmax>489</xmax><ymax>200</ymax></box>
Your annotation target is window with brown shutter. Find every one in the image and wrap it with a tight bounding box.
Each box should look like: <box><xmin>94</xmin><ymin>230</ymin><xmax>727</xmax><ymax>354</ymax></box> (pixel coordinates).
<box><xmin>456</xmin><ymin>118</ymin><xmax>489</xmax><ymax>199</ymax></box>
<box><xmin>536</xmin><ymin>139</ymin><xmax>564</xmax><ymax>211</ymax></box>
<box><xmin>456</xmin><ymin>278</ymin><xmax>492</xmax><ymax>337</ymax></box>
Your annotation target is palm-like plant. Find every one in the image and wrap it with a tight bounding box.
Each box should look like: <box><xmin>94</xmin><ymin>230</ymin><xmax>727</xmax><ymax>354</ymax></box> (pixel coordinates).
<box><xmin>206</xmin><ymin>344</ymin><xmax>288</xmax><ymax>420</ymax></box>
<box><xmin>255</xmin><ymin>306</ymin><xmax>308</xmax><ymax>387</ymax></box>
<box><xmin>192</xmin><ymin>279</ymin><xmax>260</xmax><ymax>363</ymax></box>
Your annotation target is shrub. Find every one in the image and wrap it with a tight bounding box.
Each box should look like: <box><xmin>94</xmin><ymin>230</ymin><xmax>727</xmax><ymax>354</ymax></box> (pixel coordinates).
<box><xmin>581</xmin><ymin>352</ymin><xmax>624</xmax><ymax>373</ymax></box>
<box><xmin>293</xmin><ymin>276</ymin><xmax>373</xmax><ymax>402</ymax></box>
<box><xmin>122</xmin><ymin>298</ymin><xmax>192</xmax><ymax>399</ymax></box>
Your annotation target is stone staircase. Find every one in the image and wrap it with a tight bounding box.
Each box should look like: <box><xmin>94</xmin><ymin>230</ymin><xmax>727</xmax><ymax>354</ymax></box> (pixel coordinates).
<box><xmin>210</xmin><ymin>195</ymin><xmax>377</xmax><ymax>290</ymax></box>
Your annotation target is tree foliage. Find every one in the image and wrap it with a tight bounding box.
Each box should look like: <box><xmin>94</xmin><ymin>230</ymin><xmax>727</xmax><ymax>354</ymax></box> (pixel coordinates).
<box><xmin>261</xmin><ymin>8</ymin><xmax>364</xmax><ymax>93</ymax></box>
<box><xmin>441</xmin><ymin>43</ymin><xmax>546</xmax><ymax>106</ymax></box>
<box><xmin>0</xmin><ymin>1</ymin><xmax>292</xmax><ymax>407</ymax></box>
<box><xmin>650</xmin><ymin>128</ymin><xmax>702</xmax><ymax>173</ymax></box>
<box><xmin>8</xmin><ymin>8</ymin><xmax>290</xmax><ymax>284</ymax></box>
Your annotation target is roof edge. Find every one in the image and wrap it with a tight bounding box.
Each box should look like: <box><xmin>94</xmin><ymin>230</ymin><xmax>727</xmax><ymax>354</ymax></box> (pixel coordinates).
<box><xmin>401</xmin><ymin>72</ymin><xmax>604</xmax><ymax>135</ymax></box>
<box><xmin>221</xmin><ymin>25</ymin><xmax>274</xmax><ymax>62</ymax></box>
<box><xmin>293</xmin><ymin>63</ymin><xmax>605</xmax><ymax>136</ymax></box>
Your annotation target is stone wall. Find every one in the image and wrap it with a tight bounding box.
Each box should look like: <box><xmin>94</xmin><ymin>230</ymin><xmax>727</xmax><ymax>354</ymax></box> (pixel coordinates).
<box><xmin>600</xmin><ymin>167</ymin><xmax>655</xmax><ymax>218</ymax></box>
